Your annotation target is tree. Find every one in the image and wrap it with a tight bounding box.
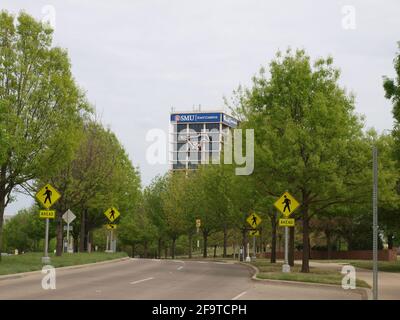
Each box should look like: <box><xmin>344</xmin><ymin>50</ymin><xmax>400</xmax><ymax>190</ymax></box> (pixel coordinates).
<box><xmin>383</xmin><ymin>41</ymin><xmax>400</xmax><ymax>158</ymax></box>
<box><xmin>36</xmin><ymin>120</ymin><xmax>141</xmax><ymax>256</ymax></box>
<box><xmin>144</xmin><ymin>175</ymin><xmax>168</xmax><ymax>258</ymax></box>
<box><xmin>2</xmin><ymin>206</ymin><xmax>51</xmax><ymax>252</ymax></box>
<box><xmin>162</xmin><ymin>172</ymin><xmax>188</xmax><ymax>258</ymax></box>
<box><xmin>0</xmin><ymin>11</ymin><xmax>90</xmax><ymax>258</ymax></box>
<box><xmin>230</xmin><ymin>49</ymin><xmax>369</xmax><ymax>272</ymax></box>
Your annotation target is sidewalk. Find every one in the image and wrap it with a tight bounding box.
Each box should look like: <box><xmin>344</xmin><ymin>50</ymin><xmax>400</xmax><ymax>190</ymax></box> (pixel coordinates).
<box><xmin>302</xmin><ymin>260</ymin><xmax>400</xmax><ymax>300</ymax></box>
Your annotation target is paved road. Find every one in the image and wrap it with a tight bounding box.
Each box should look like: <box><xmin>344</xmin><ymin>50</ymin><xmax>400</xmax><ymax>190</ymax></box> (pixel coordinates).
<box><xmin>0</xmin><ymin>259</ymin><xmax>363</xmax><ymax>300</ymax></box>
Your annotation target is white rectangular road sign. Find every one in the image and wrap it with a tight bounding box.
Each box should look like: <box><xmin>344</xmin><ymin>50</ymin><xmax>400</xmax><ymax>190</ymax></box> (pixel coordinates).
<box><xmin>62</xmin><ymin>209</ymin><xmax>76</xmax><ymax>224</ymax></box>
<box><xmin>63</xmin><ymin>225</ymin><xmax>73</xmax><ymax>231</ymax></box>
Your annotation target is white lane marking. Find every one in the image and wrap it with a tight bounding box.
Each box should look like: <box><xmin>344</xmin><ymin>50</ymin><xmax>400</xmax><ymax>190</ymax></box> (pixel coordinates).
<box><xmin>177</xmin><ymin>266</ymin><xmax>184</xmax><ymax>270</ymax></box>
<box><xmin>232</xmin><ymin>291</ymin><xmax>247</xmax><ymax>300</ymax></box>
<box><xmin>215</xmin><ymin>262</ymin><xmax>227</xmax><ymax>265</ymax></box>
<box><xmin>172</xmin><ymin>260</ymin><xmax>185</xmax><ymax>264</ymax></box>
<box><xmin>197</xmin><ymin>261</ymin><xmax>208</xmax><ymax>264</ymax></box>
<box><xmin>130</xmin><ymin>277</ymin><xmax>154</xmax><ymax>285</ymax></box>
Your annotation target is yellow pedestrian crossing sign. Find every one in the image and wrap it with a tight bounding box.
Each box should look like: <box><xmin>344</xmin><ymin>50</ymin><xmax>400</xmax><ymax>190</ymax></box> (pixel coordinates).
<box><xmin>104</xmin><ymin>207</ymin><xmax>120</xmax><ymax>222</ymax></box>
<box><xmin>249</xmin><ymin>229</ymin><xmax>260</xmax><ymax>236</ymax></box>
<box><xmin>274</xmin><ymin>192</ymin><xmax>300</xmax><ymax>217</ymax></box>
<box><xmin>106</xmin><ymin>224</ymin><xmax>117</xmax><ymax>230</ymax></box>
<box><xmin>247</xmin><ymin>213</ymin><xmax>262</xmax><ymax>228</ymax></box>
<box><xmin>39</xmin><ymin>210</ymin><xmax>56</xmax><ymax>219</ymax></box>
<box><xmin>36</xmin><ymin>184</ymin><xmax>61</xmax><ymax>209</ymax></box>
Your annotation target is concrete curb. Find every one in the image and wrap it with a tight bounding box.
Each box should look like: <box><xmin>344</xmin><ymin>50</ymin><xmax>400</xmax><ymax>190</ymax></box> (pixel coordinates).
<box><xmin>0</xmin><ymin>256</ymin><xmax>130</xmax><ymax>282</ymax></box>
<box><xmin>237</xmin><ymin>262</ymin><xmax>372</xmax><ymax>300</ymax></box>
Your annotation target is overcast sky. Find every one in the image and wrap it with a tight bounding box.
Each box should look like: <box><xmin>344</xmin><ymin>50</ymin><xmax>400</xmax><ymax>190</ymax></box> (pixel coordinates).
<box><xmin>3</xmin><ymin>0</ymin><xmax>400</xmax><ymax>215</ymax></box>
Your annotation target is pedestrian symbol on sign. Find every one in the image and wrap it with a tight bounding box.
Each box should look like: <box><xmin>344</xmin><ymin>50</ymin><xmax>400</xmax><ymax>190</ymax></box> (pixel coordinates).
<box><xmin>282</xmin><ymin>195</ymin><xmax>291</xmax><ymax>213</ymax></box>
<box><xmin>43</xmin><ymin>186</ymin><xmax>52</xmax><ymax>205</ymax></box>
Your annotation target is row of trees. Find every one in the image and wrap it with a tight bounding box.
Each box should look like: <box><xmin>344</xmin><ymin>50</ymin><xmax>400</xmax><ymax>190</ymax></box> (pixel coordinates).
<box><xmin>0</xmin><ymin>12</ymin><xmax>141</xmax><ymax>258</ymax></box>
<box><xmin>117</xmin><ymin>48</ymin><xmax>400</xmax><ymax>273</ymax></box>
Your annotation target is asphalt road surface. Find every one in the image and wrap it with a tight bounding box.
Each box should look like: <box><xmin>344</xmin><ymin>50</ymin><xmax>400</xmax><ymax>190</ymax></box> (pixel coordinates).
<box><xmin>0</xmin><ymin>259</ymin><xmax>364</xmax><ymax>300</ymax></box>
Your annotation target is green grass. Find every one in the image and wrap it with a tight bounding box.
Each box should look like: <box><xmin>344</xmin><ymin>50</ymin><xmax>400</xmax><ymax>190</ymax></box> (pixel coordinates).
<box><xmin>249</xmin><ymin>259</ymin><xmax>370</xmax><ymax>288</ymax></box>
<box><xmin>0</xmin><ymin>252</ymin><xmax>127</xmax><ymax>276</ymax></box>
<box><xmin>314</xmin><ymin>258</ymin><xmax>400</xmax><ymax>273</ymax></box>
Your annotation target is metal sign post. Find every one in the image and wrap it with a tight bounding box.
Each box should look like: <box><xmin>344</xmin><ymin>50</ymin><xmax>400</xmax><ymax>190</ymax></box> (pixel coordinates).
<box><xmin>252</xmin><ymin>235</ymin><xmax>256</xmax><ymax>260</ymax></box>
<box><xmin>43</xmin><ymin>218</ymin><xmax>50</xmax><ymax>264</ymax></box>
<box><xmin>373</xmin><ymin>146</ymin><xmax>378</xmax><ymax>300</ymax></box>
<box><xmin>246</xmin><ymin>242</ymin><xmax>251</xmax><ymax>262</ymax></box>
<box><xmin>282</xmin><ymin>226</ymin><xmax>290</xmax><ymax>272</ymax></box>
<box><xmin>62</xmin><ymin>210</ymin><xmax>76</xmax><ymax>253</ymax></box>
<box><xmin>274</xmin><ymin>191</ymin><xmax>300</xmax><ymax>273</ymax></box>
<box><xmin>36</xmin><ymin>183</ymin><xmax>61</xmax><ymax>264</ymax></box>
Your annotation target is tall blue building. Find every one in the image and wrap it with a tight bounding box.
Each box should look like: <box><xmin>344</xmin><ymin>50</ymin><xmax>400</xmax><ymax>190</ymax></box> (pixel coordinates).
<box><xmin>169</xmin><ymin>110</ymin><xmax>239</xmax><ymax>171</ymax></box>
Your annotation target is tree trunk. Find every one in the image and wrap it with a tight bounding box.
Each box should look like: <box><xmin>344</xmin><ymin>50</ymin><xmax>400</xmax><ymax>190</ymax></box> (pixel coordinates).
<box><xmin>289</xmin><ymin>225</ymin><xmax>295</xmax><ymax>266</ymax></box>
<box><xmin>131</xmin><ymin>245</ymin><xmax>134</xmax><ymax>258</ymax></box>
<box><xmin>158</xmin><ymin>238</ymin><xmax>162</xmax><ymax>259</ymax></box>
<box><xmin>388</xmin><ymin>234</ymin><xmax>394</xmax><ymax>250</ymax></box>
<box><xmin>171</xmin><ymin>237</ymin><xmax>176</xmax><ymax>259</ymax></box>
<box><xmin>301</xmin><ymin>204</ymin><xmax>310</xmax><ymax>273</ymax></box>
<box><xmin>223</xmin><ymin>226</ymin><xmax>228</xmax><ymax>258</ymax></box>
<box><xmin>326</xmin><ymin>231</ymin><xmax>332</xmax><ymax>259</ymax></box>
<box><xmin>79</xmin><ymin>209</ymin><xmax>86</xmax><ymax>252</ymax></box>
<box><xmin>270</xmin><ymin>212</ymin><xmax>277</xmax><ymax>263</ymax></box>
<box><xmin>188</xmin><ymin>233</ymin><xmax>193</xmax><ymax>258</ymax></box>
<box><xmin>55</xmin><ymin>211</ymin><xmax>63</xmax><ymax>256</ymax></box>
<box><xmin>144</xmin><ymin>240</ymin><xmax>148</xmax><ymax>258</ymax></box>
<box><xmin>242</xmin><ymin>227</ymin><xmax>247</xmax><ymax>258</ymax></box>
<box><xmin>213</xmin><ymin>244</ymin><xmax>217</xmax><ymax>258</ymax></box>
<box><xmin>203</xmin><ymin>230</ymin><xmax>208</xmax><ymax>258</ymax></box>
<box><xmin>0</xmin><ymin>177</ymin><xmax>6</xmax><ymax>262</ymax></box>
<box><xmin>164</xmin><ymin>242</ymin><xmax>168</xmax><ymax>259</ymax></box>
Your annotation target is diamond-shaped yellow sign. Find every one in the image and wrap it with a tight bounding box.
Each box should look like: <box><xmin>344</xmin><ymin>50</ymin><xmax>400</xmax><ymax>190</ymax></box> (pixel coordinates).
<box><xmin>247</xmin><ymin>213</ymin><xmax>262</xmax><ymax>228</ymax></box>
<box><xmin>104</xmin><ymin>207</ymin><xmax>120</xmax><ymax>222</ymax></box>
<box><xmin>106</xmin><ymin>224</ymin><xmax>117</xmax><ymax>230</ymax></box>
<box><xmin>36</xmin><ymin>184</ymin><xmax>61</xmax><ymax>209</ymax></box>
<box><xmin>249</xmin><ymin>229</ymin><xmax>260</xmax><ymax>236</ymax></box>
<box><xmin>274</xmin><ymin>192</ymin><xmax>300</xmax><ymax>217</ymax></box>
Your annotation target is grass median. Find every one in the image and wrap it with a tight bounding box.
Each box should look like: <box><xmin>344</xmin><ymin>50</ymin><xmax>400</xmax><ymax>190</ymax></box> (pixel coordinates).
<box><xmin>0</xmin><ymin>252</ymin><xmax>128</xmax><ymax>276</ymax></box>
<box><xmin>314</xmin><ymin>258</ymin><xmax>400</xmax><ymax>273</ymax></box>
<box><xmin>248</xmin><ymin>259</ymin><xmax>370</xmax><ymax>288</ymax></box>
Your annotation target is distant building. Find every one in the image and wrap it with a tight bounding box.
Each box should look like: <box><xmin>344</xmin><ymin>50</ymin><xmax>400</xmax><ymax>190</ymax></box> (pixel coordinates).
<box><xmin>169</xmin><ymin>110</ymin><xmax>239</xmax><ymax>171</ymax></box>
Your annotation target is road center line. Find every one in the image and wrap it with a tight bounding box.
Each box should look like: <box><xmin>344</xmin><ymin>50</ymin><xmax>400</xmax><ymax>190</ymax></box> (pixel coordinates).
<box><xmin>232</xmin><ymin>291</ymin><xmax>247</xmax><ymax>300</ymax></box>
<box><xmin>197</xmin><ymin>261</ymin><xmax>208</xmax><ymax>264</ymax></box>
<box><xmin>130</xmin><ymin>277</ymin><xmax>154</xmax><ymax>285</ymax></box>
<box><xmin>177</xmin><ymin>266</ymin><xmax>183</xmax><ymax>270</ymax></box>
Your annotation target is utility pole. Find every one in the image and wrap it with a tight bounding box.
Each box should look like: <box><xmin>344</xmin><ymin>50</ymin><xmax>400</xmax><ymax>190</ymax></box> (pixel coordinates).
<box><xmin>372</xmin><ymin>146</ymin><xmax>378</xmax><ymax>300</ymax></box>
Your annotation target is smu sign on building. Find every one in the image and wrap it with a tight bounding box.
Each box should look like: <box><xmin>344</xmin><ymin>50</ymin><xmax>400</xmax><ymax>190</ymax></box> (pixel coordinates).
<box><xmin>170</xmin><ymin>111</ymin><xmax>239</xmax><ymax>171</ymax></box>
<box><xmin>171</xmin><ymin>112</ymin><xmax>238</xmax><ymax>128</ymax></box>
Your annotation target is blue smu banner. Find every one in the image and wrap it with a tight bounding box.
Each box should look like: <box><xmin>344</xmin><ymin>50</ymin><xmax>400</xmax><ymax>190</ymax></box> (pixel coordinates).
<box><xmin>170</xmin><ymin>113</ymin><xmax>221</xmax><ymax>123</ymax></box>
<box><xmin>222</xmin><ymin>114</ymin><xmax>238</xmax><ymax>128</ymax></box>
